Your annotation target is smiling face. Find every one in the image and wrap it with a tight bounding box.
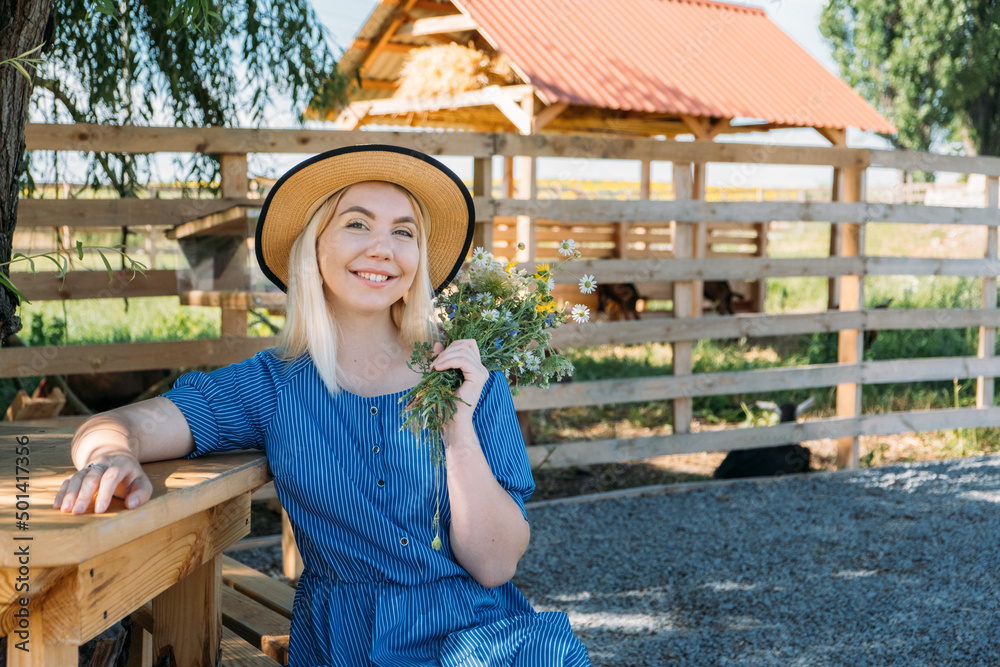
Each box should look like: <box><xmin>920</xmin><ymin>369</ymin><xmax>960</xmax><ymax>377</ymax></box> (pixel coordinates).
<box><xmin>316</xmin><ymin>181</ymin><xmax>422</xmax><ymax>321</ymax></box>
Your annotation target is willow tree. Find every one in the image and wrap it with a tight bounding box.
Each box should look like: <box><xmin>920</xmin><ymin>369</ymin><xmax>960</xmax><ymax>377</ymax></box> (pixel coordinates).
<box><xmin>820</xmin><ymin>0</ymin><xmax>1000</xmax><ymax>158</ymax></box>
<box><xmin>0</xmin><ymin>0</ymin><xmax>347</xmax><ymax>340</ymax></box>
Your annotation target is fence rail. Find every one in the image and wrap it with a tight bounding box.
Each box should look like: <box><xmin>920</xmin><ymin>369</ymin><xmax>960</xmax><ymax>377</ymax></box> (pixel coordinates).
<box><xmin>13</xmin><ymin>123</ymin><xmax>1000</xmax><ymax>470</ymax></box>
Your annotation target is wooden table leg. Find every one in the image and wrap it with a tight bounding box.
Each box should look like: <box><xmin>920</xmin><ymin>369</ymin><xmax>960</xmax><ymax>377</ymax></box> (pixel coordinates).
<box><xmin>151</xmin><ymin>555</ymin><xmax>222</xmax><ymax>667</ymax></box>
<box><xmin>6</xmin><ymin>612</ymin><xmax>78</xmax><ymax>666</ymax></box>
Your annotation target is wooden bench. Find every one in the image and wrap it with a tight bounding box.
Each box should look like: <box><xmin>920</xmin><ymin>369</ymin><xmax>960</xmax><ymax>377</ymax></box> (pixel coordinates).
<box><xmin>128</xmin><ymin>555</ymin><xmax>294</xmax><ymax>666</ymax></box>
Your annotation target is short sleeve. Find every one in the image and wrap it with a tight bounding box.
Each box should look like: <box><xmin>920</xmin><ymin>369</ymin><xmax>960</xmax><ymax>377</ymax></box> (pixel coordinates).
<box><xmin>163</xmin><ymin>349</ymin><xmax>291</xmax><ymax>459</ymax></box>
<box><xmin>472</xmin><ymin>370</ymin><xmax>535</xmax><ymax>521</ymax></box>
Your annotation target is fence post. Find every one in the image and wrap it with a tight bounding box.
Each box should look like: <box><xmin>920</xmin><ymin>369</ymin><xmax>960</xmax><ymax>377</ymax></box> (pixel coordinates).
<box><xmin>978</xmin><ymin>176</ymin><xmax>1000</xmax><ymax>408</ymax></box>
<box><xmin>219</xmin><ymin>154</ymin><xmax>249</xmax><ymax>338</ymax></box>
<box><xmin>672</xmin><ymin>161</ymin><xmax>696</xmax><ymax>434</ymax></box>
<box><xmin>472</xmin><ymin>156</ymin><xmax>494</xmax><ymax>252</ymax></box>
<box><xmin>835</xmin><ymin>167</ymin><xmax>865</xmax><ymax>469</ymax></box>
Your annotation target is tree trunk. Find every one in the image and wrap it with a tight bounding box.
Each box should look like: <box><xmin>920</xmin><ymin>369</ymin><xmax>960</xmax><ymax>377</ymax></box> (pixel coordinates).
<box><xmin>0</xmin><ymin>0</ymin><xmax>53</xmax><ymax>341</ymax></box>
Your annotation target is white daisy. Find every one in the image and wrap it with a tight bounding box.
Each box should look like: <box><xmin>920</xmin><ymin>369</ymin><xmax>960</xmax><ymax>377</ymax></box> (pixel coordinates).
<box><xmin>557</xmin><ymin>239</ymin><xmax>577</xmax><ymax>257</ymax></box>
<box><xmin>482</xmin><ymin>309</ymin><xmax>500</xmax><ymax>322</ymax></box>
<box><xmin>526</xmin><ymin>351</ymin><xmax>541</xmax><ymax>371</ymax></box>
<box><xmin>471</xmin><ymin>247</ymin><xmax>492</xmax><ymax>266</ymax></box>
<box><xmin>578</xmin><ymin>274</ymin><xmax>597</xmax><ymax>294</ymax></box>
<box><xmin>571</xmin><ymin>304</ymin><xmax>590</xmax><ymax>323</ymax></box>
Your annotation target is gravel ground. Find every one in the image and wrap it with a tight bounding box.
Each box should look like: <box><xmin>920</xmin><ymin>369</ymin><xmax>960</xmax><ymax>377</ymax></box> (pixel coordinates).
<box><xmin>230</xmin><ymin>455</ymin><xmax>1000</xmax><ymax>666</ymax></box>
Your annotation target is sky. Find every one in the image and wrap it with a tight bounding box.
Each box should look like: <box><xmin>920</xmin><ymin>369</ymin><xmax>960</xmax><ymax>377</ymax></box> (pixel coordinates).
<box><xmin>307</xmin><ymin>0</ymin><xmax>905</xmax><ymax>190</ymax></box>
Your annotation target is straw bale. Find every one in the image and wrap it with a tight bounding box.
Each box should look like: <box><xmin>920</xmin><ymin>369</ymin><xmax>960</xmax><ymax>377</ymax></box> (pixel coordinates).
<box><xmin>396</xmin><ymin>44</ymin><xmax>518</xmax><ymax>99</ymax></box>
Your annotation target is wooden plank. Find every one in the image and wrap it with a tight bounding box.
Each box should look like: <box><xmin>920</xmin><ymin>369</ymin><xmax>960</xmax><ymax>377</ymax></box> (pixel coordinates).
<box><xmin>222</xmin><ymin>587</ymin><xmax>290</xmax><ymax>664</ymax></box>
<box><xmin>870</xmin><ymin>149</ymin><xmax>1000</xmax><ymax>178</ymax></box>
<box><xmin>221</xmin><ymin>626</ymin><xmax>281</xmax><ymax>666</ymax></box>
<box><xmin>180</xmin><ymin>291</ymin><xmax>286</xmax><ymax>310</ymax></box>
<box><xmin>396</xmin><ymin>13</ymin><xmax>478</xmax><ymax>36</ymax></box>
<box><xmin>505</xmin><ymin>255</ymin><xmax>1000</xmax><ymax>283</ymax></box>
<box><xmin>547</xmin><ymin>308</ymin><xmax>1000</xmax><ymax>348</ymax></box>
<box><xmin>221</xmin><ymin>556</ymin><xmax>294</xmax><ymax>619</ymax></box>
<box><xmin>17</xmin><ymin>269</ymin><xmax>178</xmax><ymax>301</ymax></box>
<box><xmin>0</xmin><ymin>435</ymin><xmax>268</xmax><ymax>569</ymax></box>
<box><xmin>24</xmin><ymin>124</ymin><xmax>1000</xmax><ymax>176</ymax></box>
<box><xmin>167</xmin><ymin>206</ymin><xmax>251</xmax><ymax>239</ymax></box>
<box><xmin>17</xmin><ymin>198</ymin><xmax>260</xmax><ymax>229</ymax></box>
<box><xmin>24</xmin><ymin>123</ymin><xmax>494</xmax><ymax>157</ymax></box>
<box><xmin>525</xmin><ymin>406</ymin><xmax>1000</xmax><ymax>468</ymax></box>
<box><xmin>0</xmin><ymin>337</ymin><xmax>276</xmax><ymax>378</ymax></box>
<box><xmin>493</xmin><ymin>133</ymin><xmax>872</xmax><ymax>168</ymax></box>
<box><xmin>512</xmin><ymin>356</ymin><xmax>1000</xmax><ymax>411</ymax></box>
<box><xmin>492</xmin><ymin>199</ymin><xmax>1000</xmax><ymax>226</ymax></box>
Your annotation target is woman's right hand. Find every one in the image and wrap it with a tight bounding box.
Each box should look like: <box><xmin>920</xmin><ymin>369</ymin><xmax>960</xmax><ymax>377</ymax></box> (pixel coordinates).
<box><xmin>53</xmin><ymin>453</ymin><xmax>153</xmax><ymax>514</ymax></box>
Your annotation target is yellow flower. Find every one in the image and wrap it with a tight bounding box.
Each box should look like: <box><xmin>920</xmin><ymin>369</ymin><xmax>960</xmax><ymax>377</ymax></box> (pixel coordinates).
<box><xmin>506</xmin><ymin>259</ymin><xmax>518</xmax><ymax>275</ymax></box>
<box><xmin>534</xmin><ymin>263</ymin><xmax>550</xmax><ymax>280</ymax></box>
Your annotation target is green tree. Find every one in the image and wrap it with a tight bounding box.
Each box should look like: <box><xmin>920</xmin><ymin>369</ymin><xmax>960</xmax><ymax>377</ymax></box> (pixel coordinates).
<box><xmin>0</xmin><ymin>0</ymin><xmax>348</xmax><ymax>339</ymax></box>
<box><xmin>820</xmin><ymin>0</ymin><xmax>1000</xmax><ymax>158</ymax></box>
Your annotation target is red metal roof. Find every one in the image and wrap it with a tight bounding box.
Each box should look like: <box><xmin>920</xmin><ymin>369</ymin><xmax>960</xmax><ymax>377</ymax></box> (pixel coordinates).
<box><xmin>454</xmin><ymin>0</ymin><xmax>896</xmax><ymax>134</ymax></box>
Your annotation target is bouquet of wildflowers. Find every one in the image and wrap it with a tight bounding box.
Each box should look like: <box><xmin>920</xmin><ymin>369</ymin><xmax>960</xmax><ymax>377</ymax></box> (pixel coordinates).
<box><xmin>399</xmin><ymin>240</ymin><xmax>596</xmax><ymax>548</ymax></box>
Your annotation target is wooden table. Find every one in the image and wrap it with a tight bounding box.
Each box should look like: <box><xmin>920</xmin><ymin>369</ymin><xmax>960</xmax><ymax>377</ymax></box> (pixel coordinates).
<box><xmin>0</xmin><ymin>424</ymin><xmax>271</xmax><ymax>665</ymax></box>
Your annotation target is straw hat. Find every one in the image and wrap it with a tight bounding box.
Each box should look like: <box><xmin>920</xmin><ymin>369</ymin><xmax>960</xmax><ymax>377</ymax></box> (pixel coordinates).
<box><xmin>255</xmin><ymin>144</ymin><xmax>475</xmax><ymax>294</ymax></box>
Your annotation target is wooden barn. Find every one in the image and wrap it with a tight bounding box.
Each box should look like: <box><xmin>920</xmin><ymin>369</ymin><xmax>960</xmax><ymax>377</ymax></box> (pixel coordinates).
<box><xmin>315</xmin><ymin>0</ymin><xmax>896</xmax><ymax>317</ymax></box>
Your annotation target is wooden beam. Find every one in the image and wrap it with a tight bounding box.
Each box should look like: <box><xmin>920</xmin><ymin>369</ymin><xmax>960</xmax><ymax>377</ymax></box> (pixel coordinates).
<box><xmin>491</xmin><ymin>198</ymin><xmax>1000</xmax><ymax>227</ymax></box>
<box><xmin>512</xmin><ymin>356</ymin><xmax>1000</xmax><ymax>411</ymax></box>
<box><xmin>817</xmin><ymin>127</ymin><xmax>848</xmax><ymax>146</ymax></box>
<box><xmin>333</xmin><ymin>102</ymin><xmax>372</xmax><ymax>130</ymax></box>
<box><xmin>0</xmin><ymin>337</ymin><xmax>276</xmax><ymax>378</ymax></box>
<box><xmin>411</xmin><ymin>0</ymin><xmax>460</xmax><ymax>11</ymax></box>
<box><xmin>680</xmin><ymin>115</ymin><xmax>712</xmax><ymax>141</ymax></box>
<box><xmin>545</xmin><ymin>308</ymin><xmax>1000</xmax><ymax>349</ymax></box>
<box><xmin>361</xmin><ymin>85</ymin><xmax>529</xmax><ymax>117</ymax></box>
<box><xmin>358</xmin><ymin>78</ymin><xmax>398</xmax><ymax>91</ymax></box>
<box><xmin>979</xmin><ymin>175</ymin><xmax>1000</xmax><ymax>408</ymax></box>
<box><xmin>524</xmin><ymin>407</ymin><xmax>1000</xmax><ymax>469</ymax></box>
<box><xmin>17</xmin><ymin>269</ymin><xmax>178</xmax><ymax>301</ymax></box>
<box><xmin>350</xmin><ymin>40</ymin><xmax>414</xmax><ymax>54</ymax></box>
<box><xmin>707</xmin><ymin>118</ymin><xmax>731</xmax><ymax>140</ymax></box>
<box><xmin>17</xmin><ymin>198</ymin><xmax>259</xmax><ymax>229</ymax></box>
<box><xmin>532</xmin><ymin>102</ymin><xmax>569</xmax><ymax>133</ymax></box>
<box><xmin>167</xmin><ymin>206</ymin><xmax>250</xmax><ymax>240</ymax></box>
<box><xmin>836</xmin><ymin>166</ymin><xmax>864</xmax><ymax>470</ymax></box>
<box><xmin>358</xmin><ymin>0</ymin><xmax>420</xmax><ymax>77</ymax></box>
<box><xmin>491</xmin><ymin>87</ymin><xmax>533</xmax><ymax>135</ymax></box>
<box><xmin>395</xmin><ymin>13</ymin><xmax>478</xmax><ymax>36</ymax></box>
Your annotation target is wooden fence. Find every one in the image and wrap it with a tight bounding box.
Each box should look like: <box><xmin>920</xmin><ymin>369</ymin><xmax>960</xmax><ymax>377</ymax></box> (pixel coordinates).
<box><xmin>12</xmin><ymin>123</ymin><xmax>1000</xmax><ymax>470</ymax></box>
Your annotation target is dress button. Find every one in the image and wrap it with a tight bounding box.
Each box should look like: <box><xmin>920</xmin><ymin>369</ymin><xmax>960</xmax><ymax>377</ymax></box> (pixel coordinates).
<box><xmin>372</xmin><ymin>445</ymin><xmax>380</xmax><ymax>454</ymax></box>
<box><xmin>370</xmin><ymin>406</ymin><xmax>378</xmax><ymax>415</ymax></box>
<box><xmin>399</xmin><ymin>537</ymin><xmax>409</xmax><ymax>546</ymax></box>
<box><xmin>377</xmin><ymin>479</ymin><xmax>385</xmax><ymax>487</ymax></box>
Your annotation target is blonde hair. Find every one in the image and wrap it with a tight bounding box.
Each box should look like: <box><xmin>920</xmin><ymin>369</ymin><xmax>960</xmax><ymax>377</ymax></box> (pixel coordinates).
<box><xmin>274</xmin><ymin>182</ymin><xmax>439</xmax><ymax>395</ymax></box>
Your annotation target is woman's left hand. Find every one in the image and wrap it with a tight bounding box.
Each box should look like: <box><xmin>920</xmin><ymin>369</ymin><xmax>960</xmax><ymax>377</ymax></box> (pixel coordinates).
<box><xmin>431</xmin><ymin>339</ymin><xmax>488</xmax><ymax>425</ymax></box>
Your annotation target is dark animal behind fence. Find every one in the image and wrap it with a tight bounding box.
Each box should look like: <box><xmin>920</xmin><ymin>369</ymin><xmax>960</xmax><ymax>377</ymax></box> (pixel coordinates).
<box><xmin>712</xmin><ymin>397</ymin><xmax>813</xmax><ymax>479</ymax></box>
<box><xmin>596</xmin><ymin>283</ymin><xmax>642</xmax><ymax>320</ymax></box>
<box><xmin>702</xmin><ymin>280</ymin><xmax>746</xmax><ymax>315</ymax></box>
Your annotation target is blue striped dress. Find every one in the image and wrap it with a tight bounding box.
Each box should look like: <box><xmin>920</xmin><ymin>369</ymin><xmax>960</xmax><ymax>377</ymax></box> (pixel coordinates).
<box><xmin>164</xmin><ymin>349</ymin><xmax>591</xmax><ymax>667</ymax></box>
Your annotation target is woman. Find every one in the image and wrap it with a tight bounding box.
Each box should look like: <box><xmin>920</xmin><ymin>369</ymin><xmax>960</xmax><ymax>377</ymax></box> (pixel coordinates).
<box><xmin>54</xmin><ymin>145</ymin><xmax>592</xmax><ymax>666</ymax></box>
